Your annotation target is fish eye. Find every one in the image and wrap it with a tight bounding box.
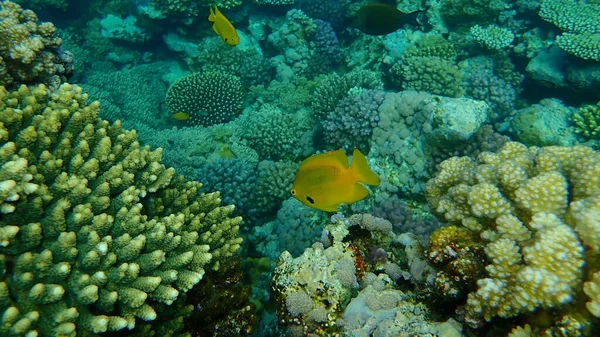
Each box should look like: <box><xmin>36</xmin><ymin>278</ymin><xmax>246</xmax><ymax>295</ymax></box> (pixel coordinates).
<box><xmin>306</xmin><ymin>196</ymin><xmax>315</xmax><ymax>204</ymax></box>
<box><xmin>290</xmin><ymin>189</ymin><xmax>296</xmax><ymax>196</ymax></box>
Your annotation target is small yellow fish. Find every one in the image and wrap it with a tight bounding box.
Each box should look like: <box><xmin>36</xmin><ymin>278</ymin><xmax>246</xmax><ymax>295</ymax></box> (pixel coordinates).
<box><xmin>290</xmin><ymin>149</ymin><xmax>380</xmax><ymax>212</ymax></box>
<box><xmin>208</xmin><ymin>6</ymin><xmax>239</xmax><ymax>46</ymax></box>
<box><xmin>172</xmin><ymin>112</ymin><xmax>189</xmax><ymax>121</ymax></box>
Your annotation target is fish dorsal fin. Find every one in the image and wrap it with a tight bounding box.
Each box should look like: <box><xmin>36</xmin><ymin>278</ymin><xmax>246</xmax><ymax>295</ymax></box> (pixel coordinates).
<box><xmin>208</xmin><ymin>7</ymin><xmax>217</xmax><ymax>22</ymax></box>
<box><xmin>299</xmin><ymin>150</ymin><xmax>349</xmax><ymax>171</ymax></box>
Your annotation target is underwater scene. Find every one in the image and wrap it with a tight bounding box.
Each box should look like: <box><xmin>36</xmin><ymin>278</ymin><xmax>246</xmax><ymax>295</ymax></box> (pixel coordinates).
<box><xmin>1</xmin><ymin>0</ymin><xmax>600</xmax><ymax>336</ymax></box>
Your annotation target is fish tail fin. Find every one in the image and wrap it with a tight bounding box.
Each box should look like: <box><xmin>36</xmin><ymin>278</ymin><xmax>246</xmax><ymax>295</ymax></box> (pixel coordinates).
<box><xmin>209</xmin><ymin>6</ymin><xmax>216</xmax><ymax>22</ymax></box>
<box><xmin>351</xmin><ymin>149</ymin><xmax>380</xmax><ymax>186</ymax></box>
<box><xmin>403</xmin><ymin>10</ymin><xmax>424</xmax><ymax>27</ymax></box>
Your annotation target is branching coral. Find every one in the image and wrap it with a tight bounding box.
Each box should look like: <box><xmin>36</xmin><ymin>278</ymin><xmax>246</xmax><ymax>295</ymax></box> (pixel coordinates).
<box><xmin>0</xmin><ymin>0</ymin><xmax>72</xmax><ymax>88</ymax></box>
<box><xmin>426</xmin><ymin>141</ymin><xmax>600</xmax><ymax>329</ymax></box>
<box><xmin>572</xmin><ymin>102</ymin><xmax>600</xmax><ymax>140</ymax></box>
<box><xmin>0</xmin><ymin>83</ymin><xmax>242</xmax><ymax>336</ymax></box>
<box><xmin>539</xmin><ymin>0</ymin><xmax>600</xmax><ymax>61</ymax></box>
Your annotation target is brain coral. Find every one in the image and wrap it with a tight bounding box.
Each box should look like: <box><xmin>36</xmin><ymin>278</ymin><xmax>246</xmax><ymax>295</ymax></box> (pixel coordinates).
<box><xmin>426</xmin><ymin>141</ymin><xmax>600</xmax><ymax>329</ymax></box>
<box><xmin>166</xmin><ymin>72</ymin><xmax>245</xmax><ymax>127</ymax></box>
<box><xmin>0</xmin><ymin>0</ymin><xmax>72</xmax><ymax>88</ymax></box>
<box><xmin>0</xmin><ymin>83</ymin><xmax>242</xmax><ymax>336</ymax></box>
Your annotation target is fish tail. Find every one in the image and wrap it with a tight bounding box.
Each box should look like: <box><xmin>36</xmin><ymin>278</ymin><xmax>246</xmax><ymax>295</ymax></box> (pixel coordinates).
<box><xmin>351</xmin><ymin>149</ymin><xmax>380</xmax><ymax>186</ymax></box>
<box><xmin>403</xmin><ymin>10</ymin><xmax>424</xmax><ymax>27</ymax></box>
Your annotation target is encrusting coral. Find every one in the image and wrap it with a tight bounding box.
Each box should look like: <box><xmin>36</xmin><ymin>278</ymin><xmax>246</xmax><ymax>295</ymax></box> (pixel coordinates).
<box><xmin>426</xmin><ymin>141</ymin><xmax>600</xmax><ymax>331</ymax></box>
<box><xmin>0</xmin><ymin>83</ymin><xmax>243</xmax><ymax>336</ymax></box>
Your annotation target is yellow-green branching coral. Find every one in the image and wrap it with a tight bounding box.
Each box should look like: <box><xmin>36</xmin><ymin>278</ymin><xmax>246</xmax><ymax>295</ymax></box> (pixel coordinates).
<box><xmin>0</xmin><ymin>83</ymin><xmax>242</xmax><ymax>336</ymax></box>
<box><xmin>573</xmin><ymin>102</ymin><xmax>600</xmax><ymax>140</ymax></box>
<box><xmin>426</xmin><ymin>141</ymin><xmax>600</xmax><ymax>329</ymax></box>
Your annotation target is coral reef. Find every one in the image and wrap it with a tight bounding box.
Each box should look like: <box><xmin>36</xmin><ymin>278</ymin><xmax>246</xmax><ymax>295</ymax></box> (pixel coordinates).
<box><xmin>312</xmin><ymin>69</ymin><xmax>383</xmax><ymax>121</ymax></box>
<box><xmin>196</xmin><ymin>158</ymin><xmax>258</xmax><ymax>220</ymax></box>
<box><xmin>272</xmin><ymin>213</ymin><xmax>458</xmax><ymax>336</ymax></box>
<box><xmin>426</xmin><ymin>141</ymin><xmax>600</xmax><ymax>330</ymax></box>
<box><xmin>165</xmin><ymin>72</ymin><xmax>245</xmax><ymax>127</ymax></box>
<box><xmin>0</xmin><ymin>0</ymin><xmax>72</xmax><ymax>88</ymax></box>
<box><xmin>509</xmin><ymin>98</ymin><xmax>578</xmax><ymax>146</ymax></box>
<box><xmin>0</xmin><ymin>83</ymin><xmax>242</xmax><ymax>336</ymax></box>
<box><xmin>540</xmin><ymin>0</ymin><xmax>600</xmax><ymax>61</ymax></box>
<box><xmin>233</xmin><ymin>104</ymin><xmax>314</xmax><ymax>161</ymax></box>
<box><xmin>470</xmin><ymin>25</ymin><xmax>515</xmax><ymax>50</ymax></box>
<box><xmin>573</xmin><ymin>102</ymin><xmax>600</xmax><ymax>141</ymax></box>
<box><xmin>322</xmin><ymin>89</ymin><xmax>383</xmax><ymax>153</ymax></box>
<box><xmin>391</xmin><ymin>55</ymin><xmax>463</xmax><ymax>97</ymax></box>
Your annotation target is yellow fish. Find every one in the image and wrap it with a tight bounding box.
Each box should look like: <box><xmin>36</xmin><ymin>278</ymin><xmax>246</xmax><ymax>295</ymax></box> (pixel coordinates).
<box><xmin>172</xmin><ymin>112</ymin><xmax>189</xmax><ymax>121</ymax></box>
<box><xmin>208</xmin><ymin>6</ymin><xmax>239</xmax><ymax>46</ymax></box>
<box><xmin>290</xmin><ymin>149</ymin><xmax>380</xmax><ymax>212</ymax></box>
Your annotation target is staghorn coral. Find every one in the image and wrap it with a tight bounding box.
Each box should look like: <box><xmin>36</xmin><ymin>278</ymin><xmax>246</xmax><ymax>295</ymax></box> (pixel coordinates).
<box><xmin>0</xmin><ymin>83</ymin><xmax>242</xmax><ymax>336</ymax></box>
<box><xmin>0</xmin><ymin>0</ymin><xmax>72</xmax><ymax>88</ymax></box>
<box><xmin>426</xmin><ymin>141</ymin><xmax>600</xmax><ymax>329</ymax></box>
<box><xmin>165</xmin><ymin>72</ymin><xmax>245</xmax><ymax>127</ymax></box>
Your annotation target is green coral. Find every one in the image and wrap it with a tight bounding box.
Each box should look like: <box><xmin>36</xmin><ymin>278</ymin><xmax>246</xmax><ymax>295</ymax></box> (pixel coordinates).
<box><xmin>390</xmin><ymin>55</ymin><xmax>463</xmax><ymax>97</ymax></box>
<box><xmin>233</xmin><ymin>104</ymin><xmax>314</xmax><ymax>161</ymax></box>
<box><xmin>0</xmin><ymin>83</ymin><xmax>242</xmax><ymax>336</ymax></box>
<box><xmin>165</xmin><ymin>72</ymin><xmax>245</xmax><ymax>127</ymax></box>
<box><xmin>556</xmin><ymin>32</ymin><xmax>600</xmax><ymax>61</ymax></box>
<box><xmin>470</xmin><ymin>24</ymin><xmax>515</xmax><ymax>50</ymax></box>
<box><xmin>573</xmin><ymin>102</ymin><xmax>600</xmax><ymax>140</ymax></box>
<box><xmin>539</xmin><ymin>0</ymin><xmax>600</xmax><ymax>61</ymax></box>
<box><xmin>312</xmin><ymin>70</ymin><xmax>382</xmax><ymax>120</ymax></box>
<box><xmin>440</xmin><ymin>0</ymin><xmax>509</xmax><ymax>26</ymax></box>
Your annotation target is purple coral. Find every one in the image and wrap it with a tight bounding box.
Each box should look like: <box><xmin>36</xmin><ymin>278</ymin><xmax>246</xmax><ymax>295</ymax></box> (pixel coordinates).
<box><xmin>372</xmin><ymin>196</ymin><xmax>444</xmax><ymax>244</ymax></box>
<box><xmin>296</xmin><ymin>0</ymin><xmax>350</xmax><ymax>28</ymax></box>
<box><xmin>311</xmin><ymin>19</ymin><xmax>342</xmax><ymax>67</ymax></box>
<box><xmin>322</xmin><ymin>89</ymin><xmax>384</xmax><ymax>153</ymax></box>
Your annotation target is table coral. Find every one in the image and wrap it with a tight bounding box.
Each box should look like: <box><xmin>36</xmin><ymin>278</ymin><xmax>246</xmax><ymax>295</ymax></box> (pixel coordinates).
<box><xmin>0</xmin><ymin>83</ymin><xmax>243</xmax><ymax>336</ymax></box>
<box><xmin>0</xmin><ymin>0</ymin><xmax>72</xmax><ymax>88</ymax></box>
<box><xmin>470</xmin><ymin>24</ymin><xmax>515</xmax><ymax>50</ymax></box>
<box><xmin>539</xmin><ymin>0</ymin><xmax>600</xmax><ymax>61</ymax></box>
<box><xmin>426</xmin><ymin>141</ymin><xmax>600</xmax><ymax>329</ymax></box>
